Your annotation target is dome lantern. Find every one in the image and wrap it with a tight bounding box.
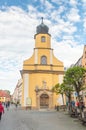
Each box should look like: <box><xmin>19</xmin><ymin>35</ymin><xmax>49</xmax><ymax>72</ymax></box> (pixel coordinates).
<box><xmin>36</xmin><ymin>17</ymin><xmax>49</xmax><ymax>34</ymax></box>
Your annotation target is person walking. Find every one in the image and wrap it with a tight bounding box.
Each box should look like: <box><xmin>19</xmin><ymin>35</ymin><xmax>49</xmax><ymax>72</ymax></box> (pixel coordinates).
<box><xmin>5</xmin><ymin>101</ymin><xmax>10</xmax><ymax>111</ymax></box>
<box><xmin>0</xmin><ymin>102</ymin><xmax>4</xmax><ymax>121</ymax></box>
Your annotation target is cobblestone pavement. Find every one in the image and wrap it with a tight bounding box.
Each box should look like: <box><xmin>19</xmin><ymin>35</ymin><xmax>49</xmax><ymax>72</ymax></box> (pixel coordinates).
<box><xmin>0</xmin><ymin>106</ymin><xmax>86</xmax><ymax>130</ymax></box>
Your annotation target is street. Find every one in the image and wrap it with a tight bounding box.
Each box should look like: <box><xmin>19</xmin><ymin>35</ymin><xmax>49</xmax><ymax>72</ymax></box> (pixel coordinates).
<box><xmin>0</xmin><ymin>106</ymin><xmax>86</xmax><ymax>130</ymax></box>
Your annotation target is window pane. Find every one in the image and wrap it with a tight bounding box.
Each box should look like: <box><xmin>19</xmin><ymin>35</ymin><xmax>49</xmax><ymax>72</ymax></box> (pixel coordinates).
<box><xmin>41</xmin><ymin>56</ymin><xmax>47</xmax><ymax>64</ymax></box>
<box><xmin>41</xmin><ymin>36</ymin><xmax>46</xmax><ymax>42</ymax></box>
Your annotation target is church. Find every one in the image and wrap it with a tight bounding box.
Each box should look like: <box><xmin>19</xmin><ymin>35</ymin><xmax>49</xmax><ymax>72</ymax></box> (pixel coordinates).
<box><xmin>21</xmin><ymin>18</ymin><xmax>64</xmax><ymax>109</ymax></box>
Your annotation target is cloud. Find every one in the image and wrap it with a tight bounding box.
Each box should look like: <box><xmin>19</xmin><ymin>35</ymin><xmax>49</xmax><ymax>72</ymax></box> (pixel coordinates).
<box><xmin>67</xmin><ymin>8</ymin><xmax>81</xmax><ymax>22</ymax></box>
<box><xmin>52</xmin><ymin>39</ymin><xmax>83</xmax><ymax>67</ymax></box>
<box><xmin>50</xmin><ymin>19</ymin><xmax>77</xmax><ymax>40</ymax></box>
<box><xmin>44</xmin><ymin>0</ymin><xmax>54</xmax><ymax>10</ymax></box>
<box><xmin>51</xmin><ymin>0</ymin><xmax>64</xmax><ymax>5</ymax></box>
<box><xmin>0</xmin><ymin>1</ymin><xmax>85</xmax><ymax>93</ymax></box>
<box><xmin>69</xmin><ymin>0</ymin><xmax>78</xmax><ymax>6</ymax></box>
<box><xmin>82</xmin><ymin>0</ymin><xmax>86</xmax><ymax>7</ymax></box>
<box><xmin>0</xmin><ymin>6</ymin><xmax>36</xmax><ymax>93</ymax></box>
<box><xmin>0</xmin><ymin>70</ymin><xmax>20</xmax><ymax>94</ymax></box>
<box><xmin>83</xmin><ymin>18</ymin><xmax>86</xmax><ymax>31</ymax></box>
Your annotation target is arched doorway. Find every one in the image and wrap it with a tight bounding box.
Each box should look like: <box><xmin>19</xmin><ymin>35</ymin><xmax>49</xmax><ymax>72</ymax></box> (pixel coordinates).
<box><xmin>40</xmin><ymin>93</ymin><xmax>49</xmax><ymax>109</ymax></box>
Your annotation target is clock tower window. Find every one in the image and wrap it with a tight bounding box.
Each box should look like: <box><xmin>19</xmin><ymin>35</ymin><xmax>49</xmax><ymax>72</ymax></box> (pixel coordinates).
<box><xmin>41</xmin><ymin>36</ymin><xmax>46</xmax><ymax>42</ymax></box>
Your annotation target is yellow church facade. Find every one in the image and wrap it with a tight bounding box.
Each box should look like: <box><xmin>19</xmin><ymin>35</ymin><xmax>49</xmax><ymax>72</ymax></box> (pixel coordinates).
<box><xmin>21</xmin><ymin>19</ymin><xmax>64</xmax><ymax>109</ymax></box>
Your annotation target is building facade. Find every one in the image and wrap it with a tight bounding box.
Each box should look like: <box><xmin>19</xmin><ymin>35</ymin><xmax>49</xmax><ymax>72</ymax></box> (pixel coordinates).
<box><xmin>12</xmin><ymin>79</ymin><xmax>22</xmax><ymax>105</ymax></box>
<box><xmin>72</xmin><ymin>45</ymin><xmax>86</xmax><ymax>106</ymax></box>
<box><xmin>21</xmin><ymin>19</ymin><xmax>64</xmax><ymax>109</ymax></box>
<box><xmin>74</xmin><ymin>45</ymin><xmax>86</xmax><ymax>67</ymax></box>
<box><xmin>0</xmin><ymin>90</ymin><xmax>10</xmax><ymax>103</ymax></box>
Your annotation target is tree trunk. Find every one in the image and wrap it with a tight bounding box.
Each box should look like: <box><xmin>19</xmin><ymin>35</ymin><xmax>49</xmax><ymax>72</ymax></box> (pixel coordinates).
<box><xmin>62</xmin><ymin>94</ymin><xmax>64</xmax><ymax>105</ymax></box>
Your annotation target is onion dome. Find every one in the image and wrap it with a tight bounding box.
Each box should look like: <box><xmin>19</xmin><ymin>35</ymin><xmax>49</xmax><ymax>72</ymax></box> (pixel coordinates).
<box><xmin>36</xmin><ymin>17</ymin><xmax>49</xmax><ymax>34</ymax></box>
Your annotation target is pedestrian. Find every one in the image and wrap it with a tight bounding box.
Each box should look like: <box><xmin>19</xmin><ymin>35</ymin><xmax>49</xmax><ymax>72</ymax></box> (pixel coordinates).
<box><xmin>15</xmin><ymin>103</ymin><xmax>17</xmax><ymax>108</ymax></box>
<box><xmin>5</xmin><ymin>102</ymin><xmax>9</xmax><ymax>110</ymax></box>
<box><xmin>0</xmin><ymin>102</ymin><xmax>4</xmax><ymax>121</ymax></box>
<box><xmin>15</xmin><ymin>103</ymin><xmax>18</xmax><ymax>109</ymax></box>
<box><xmin>80</xmin><ymin>100</ymin><xmax>85</xmax><ymax>111</ymax></box>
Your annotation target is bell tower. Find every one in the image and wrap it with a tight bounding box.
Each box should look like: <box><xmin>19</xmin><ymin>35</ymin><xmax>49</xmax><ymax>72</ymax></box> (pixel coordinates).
<box><xmin>34</xmin><ymin>17</ymin><xmax>51</xmax><ymax>49</ymax></box>
<box><xmin>34</xmin><ymin>18</ymin><xmax>53</xmax><ymax>65</ymax></box>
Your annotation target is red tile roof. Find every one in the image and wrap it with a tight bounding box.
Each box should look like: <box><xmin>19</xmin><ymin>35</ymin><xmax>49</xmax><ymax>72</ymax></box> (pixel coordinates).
<box><xmin>0</xmin><ymin>90</ymin><xmax>10</xmax><ymax>98</ymax></box>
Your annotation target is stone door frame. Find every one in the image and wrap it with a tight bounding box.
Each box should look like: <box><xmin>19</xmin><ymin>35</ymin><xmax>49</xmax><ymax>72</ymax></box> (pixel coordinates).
<box><xmin>36</xmin><ymin>89</ymin><xmax>53</xmax><ymax>109</ymax></box>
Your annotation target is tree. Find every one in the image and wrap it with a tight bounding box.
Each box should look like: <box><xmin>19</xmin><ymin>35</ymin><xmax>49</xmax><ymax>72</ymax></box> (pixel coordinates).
<box><xmin>52</xmin><ymin>83</ymin><xmax>65</xmax><ymax>105</ymax></box>
<box><xmin>64</xmin><ymin>66</ymin><xmax>86</xmax><ymax>102</ymax></box>
<box><xmin>5</xmin><ymin>90</ymin><xmax>10</xmax><ymax>95</ymax></box>
<box><xmin>63</xmin><ymin>84</ymin><xmax>74</xmax><ymax>103</ymax></box>
<box><xmin>52</xmin><ymin>83</ymin><xmax>74</xmax><ymax>106</ymax></box>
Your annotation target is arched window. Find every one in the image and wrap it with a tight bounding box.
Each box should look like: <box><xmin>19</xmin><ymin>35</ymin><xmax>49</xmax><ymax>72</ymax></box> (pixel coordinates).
<box><xmin>41</xmin><ymin>56</ymin><xmax>47</xmax><ymax>65</ymax></box>
<box><xmin>41</xmin><ymin>36</ymin><xmax>46</xmax><ymax>42</ymax></box>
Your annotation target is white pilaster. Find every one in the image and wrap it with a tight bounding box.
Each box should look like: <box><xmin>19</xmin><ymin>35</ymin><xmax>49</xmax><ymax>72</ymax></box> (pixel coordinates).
<box><xmin>23</xmin><ymin>74</ymin><xmax>29</xmax><ymax>106</ymax></box>
<box><xmin>58</xmin><ymin>75</ymin><xmax>63</xmax><ymax>84</ymax></box>
<box><xmin>50</xmin><ymin>50</ymin><xmax>53</xmax><ymax>64</ymax></box>
<box><xmin>57</xmin><ymin>94</ymin><xmax>63</xmax><ymax>105</ymax></box>
<box><xmin>34</xmin><ymin>49</ymin><xmax>38</xmax><ymax>64</ymax></box>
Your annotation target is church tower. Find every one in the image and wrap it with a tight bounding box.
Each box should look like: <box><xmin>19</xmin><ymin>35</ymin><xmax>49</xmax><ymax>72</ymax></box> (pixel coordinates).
<box><xmin>21</xmin><ymin>18</ymin><xmax>64</xmax><ymax>109</ymax></box>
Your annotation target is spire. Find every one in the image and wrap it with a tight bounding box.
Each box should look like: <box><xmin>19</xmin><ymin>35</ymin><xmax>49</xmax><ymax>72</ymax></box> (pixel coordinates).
<box><xmin>41</xmin><ymin>17</ymin><xmax>43</xmax><ymax>24</ymax></box>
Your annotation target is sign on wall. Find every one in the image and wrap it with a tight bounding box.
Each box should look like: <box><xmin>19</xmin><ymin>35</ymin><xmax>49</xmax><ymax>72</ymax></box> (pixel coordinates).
<box><xmin>26</xmin><ymin>97</ymin><xmax>32</xmax><ymax>106</ymax></box>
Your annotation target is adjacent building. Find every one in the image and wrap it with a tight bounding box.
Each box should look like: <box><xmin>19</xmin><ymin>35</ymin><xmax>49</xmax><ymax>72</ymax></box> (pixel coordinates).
<box><xmin>21</xmin><ymin>19</ymin><xmax>64</xmax><ymax>109</ymax></box>
<box><xmin>0</xmin><ymin>90</ymin><xmax>10</xmax><ymax>103</ymax></box>
<box><xmin>72</xmin><ymin>45</ymin><xmax>86</xmax><ymax>106</ymax></box>
<box><xmin>74</xmin><ymin>45</ymin><xmax>86</xmax><ymax>67</ymax></box>
<box><xmin>12</xmin><ymin>79</ymin><xmax>22</xmax><ymax>104</ymax></box>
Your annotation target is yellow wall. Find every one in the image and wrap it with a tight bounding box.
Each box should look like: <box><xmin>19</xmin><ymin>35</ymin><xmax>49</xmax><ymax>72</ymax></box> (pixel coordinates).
<box><xmin>35</xmin><ymin>34</ymin><xmax>51</xmax><ymax>48</ymax></box>
<box><xmin>23</xmin><ymin>73</ymin><xmax>60</xmax><ymax>107</ymax></box>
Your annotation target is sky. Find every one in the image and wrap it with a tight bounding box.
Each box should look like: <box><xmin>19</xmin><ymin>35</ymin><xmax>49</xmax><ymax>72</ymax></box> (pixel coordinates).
<box><xmin>0</xmin><ymin>0</ymin><xmax>86</xmax><ymax>94</ymax></box>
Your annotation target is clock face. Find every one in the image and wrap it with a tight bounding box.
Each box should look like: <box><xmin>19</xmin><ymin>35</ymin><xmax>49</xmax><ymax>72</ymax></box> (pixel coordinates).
<box><xmin>41</xmin><ymin>56</ymin><xmax>47</xmax><ymax>64</ymax></box>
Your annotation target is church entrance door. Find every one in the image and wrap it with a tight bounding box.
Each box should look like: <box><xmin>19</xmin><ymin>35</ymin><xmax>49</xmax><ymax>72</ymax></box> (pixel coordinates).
<box><xmin>40</xmin><ymin>94</ymin><xmax>49</xmax><ymax>109</ymax></box>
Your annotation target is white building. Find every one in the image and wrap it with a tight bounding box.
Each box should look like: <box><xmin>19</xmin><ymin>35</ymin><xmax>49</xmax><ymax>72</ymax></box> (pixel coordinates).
<box><xmin>12</xmin><ymin>79</ymin><xmax>22</xmax><ymax>105</ymax></box>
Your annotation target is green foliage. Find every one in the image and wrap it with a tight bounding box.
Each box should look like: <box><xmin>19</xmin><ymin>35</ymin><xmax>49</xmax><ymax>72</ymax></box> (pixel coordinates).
<box><xmin>64</xmin><ymin>66</ymin><xmax>86</xmax><ymax>97</ymax></box>
<box><xmin>53</xmin><ymin>66</ymin><xmax>86</xmax><ymax>103</ymax></box>
<box><xmin>52</xmin><ymin>83</ymin><xmax>74</xmax><ymax>102</ymax></box>
<box><xmin>52</xmin><ymin>83</ymin><xmax>65</xmax><ymax>104</ymax></box>
<box><xmin>52</xmin><ymin>83</ymin><xmax>64</xmax><ymax>95</ymax></box>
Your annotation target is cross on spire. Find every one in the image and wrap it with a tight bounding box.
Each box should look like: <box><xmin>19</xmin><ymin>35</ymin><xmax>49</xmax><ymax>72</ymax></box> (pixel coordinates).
<box><xmin>41</xmin><ymin>17</ymin><xmax>43</xmax><ymax>24</ymax></box>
